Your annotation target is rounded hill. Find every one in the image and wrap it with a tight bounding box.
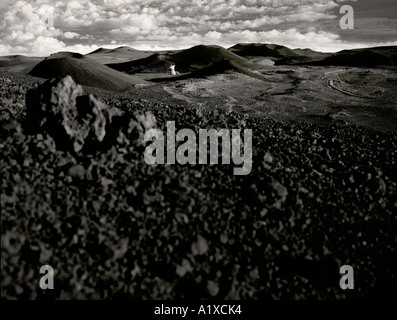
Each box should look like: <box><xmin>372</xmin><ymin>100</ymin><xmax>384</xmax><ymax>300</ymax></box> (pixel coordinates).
<box><xmin>306</xmin><ymin>46</ymin><xmax>397</xmax><ymax>67</ymax></box>
<box><xmin>29</xmin><ymin>52</ymin><xmax>147</xmax><ymax>91</ymax></box>
<box><xmin>107</xmin><ymin>45</ymin><xmax>254</xmax><ymax>74</ymax></box>
<box><xmin>229</xmin><ymin>43</ymin><xmax>298</xmax><ymax>58</ymax></box>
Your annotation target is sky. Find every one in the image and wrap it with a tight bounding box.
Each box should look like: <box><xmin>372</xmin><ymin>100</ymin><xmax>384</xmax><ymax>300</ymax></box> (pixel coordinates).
<box><xmin>0</xmin><ymin>0</ymin><xmax>396</xmax><ymax>56</ymax></box>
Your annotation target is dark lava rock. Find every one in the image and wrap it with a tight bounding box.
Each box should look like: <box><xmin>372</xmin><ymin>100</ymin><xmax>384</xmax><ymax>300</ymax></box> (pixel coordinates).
<box><xmin>24</xmin><ymin>76</ymin><xmax>156</xmax><ymax>153</ymax></box>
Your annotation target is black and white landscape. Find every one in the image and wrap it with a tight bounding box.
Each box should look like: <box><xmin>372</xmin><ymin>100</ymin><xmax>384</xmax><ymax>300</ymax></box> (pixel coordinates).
<box><xmin>1</xmin><ymin>0</ymin><xmax>396</xmax><ymax>300</ymax></box>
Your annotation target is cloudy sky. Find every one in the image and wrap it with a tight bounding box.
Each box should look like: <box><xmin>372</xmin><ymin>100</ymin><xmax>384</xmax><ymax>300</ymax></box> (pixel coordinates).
<box><xmin>0</xmin><ymin>0</ymin><xmax>396</xmax><ymax>56</ymax></box>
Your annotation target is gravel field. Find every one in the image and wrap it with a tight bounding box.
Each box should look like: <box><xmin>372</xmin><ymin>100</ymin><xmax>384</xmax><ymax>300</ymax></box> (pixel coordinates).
<box><xmin>1</xmin><ymin>74</ymin><xmax>397</xmax><ymax>300</ymax></box>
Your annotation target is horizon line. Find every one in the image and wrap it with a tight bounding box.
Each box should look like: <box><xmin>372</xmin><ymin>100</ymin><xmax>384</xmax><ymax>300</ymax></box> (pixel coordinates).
<box><xmin>2</xmin><ymin>42</ymin><xmax>397</xmax><ymax>58</ymax></box>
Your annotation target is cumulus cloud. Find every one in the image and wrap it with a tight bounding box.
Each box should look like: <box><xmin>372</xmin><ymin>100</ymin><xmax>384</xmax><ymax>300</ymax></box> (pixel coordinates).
<box><xmin>64</xmin><ymin>31</ymin><xmax>80</xmax><ymax>39</ymax></box>
<box><xmin>0</xmin><ymin>0</ymin><xmax>396</xmax><ymax>56</ymax></box>
<box><xmin>0</xmin><ymin>1</ymin><xmax>97</xmax><ymax>55</ymax></box>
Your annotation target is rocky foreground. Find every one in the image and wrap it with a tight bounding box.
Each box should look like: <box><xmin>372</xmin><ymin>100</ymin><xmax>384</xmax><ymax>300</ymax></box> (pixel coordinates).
<box><xmin>1</xmin><ymin>74</ymin><xmax>396</xmax><ymax>299</ymax></box>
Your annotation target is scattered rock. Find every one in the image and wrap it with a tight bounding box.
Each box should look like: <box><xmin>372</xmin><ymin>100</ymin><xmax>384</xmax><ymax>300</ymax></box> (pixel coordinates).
<box><xmin>192</xmin><ymin>235</ymin><xmax>209</xmax><ymax>256</ymax></box>
<box><xmin>68</xmin><ymin>164</ymin><xmax>86</xmax><ymax>179</ymax></box>
<box><xmin>272</xmin><ymin>178</ymin><xmax>288</xmax><ymax>209</ymax></box>
<box><xmin>176</xmin><ymin>259</ymin><xmax>193</xmax><ymax>277</ymax></box>
<box><xmin>264</xmin><ymin>152</ymin><xmax>274</xmax><ymax>163</ymax></box>
<box><xmin>207</xmin><ymin>280</ymin><xmax>219</xmax><ymax>297</ymax></box>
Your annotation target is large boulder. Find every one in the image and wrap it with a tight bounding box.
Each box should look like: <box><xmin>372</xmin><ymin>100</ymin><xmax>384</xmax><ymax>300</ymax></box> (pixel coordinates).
<box><xmin>25</xmin><ymin>76</ymin><xmax>156</xmax><ymax>153</ymax></box>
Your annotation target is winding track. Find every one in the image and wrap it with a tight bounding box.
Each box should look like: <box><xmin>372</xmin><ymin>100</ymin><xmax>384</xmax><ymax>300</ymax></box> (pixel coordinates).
<box><xmin>323</xmin><ymin>69</ymin><xmax>379</xmax><ymax>99</ymax></box>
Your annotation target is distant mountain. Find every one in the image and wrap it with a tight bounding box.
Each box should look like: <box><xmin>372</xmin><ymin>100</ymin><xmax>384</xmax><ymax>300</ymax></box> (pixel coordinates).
<box><xmin>86</xmin><ymin>46</ymin><xmax>152</xmax><ymax>64</ymax></box>
<box><xmin>87</xmin><ymin>48</ymin><xmax>114</xmax><ymax>55</ymax></box>
<box><xmin>172</xmin><ymin>45</ymin><xmax>253</xmax><ymax>69</ymax></box>
<box><xmin>109</xmin><ymin>46</ymin><xmax>140</xmax><ymax>53</ymax></box>
<box><xmin>0</xmin><ymin>55</ymin><xmax>42</xmax><ymax>74</ymax></box>
<box><xmin>229</xmin><ymin>43</ymin><xmax>397</xmax><ymax>67</ymax></box>
<box><xmin>229</xmin><ymin>43</ymin><xmax>330</xmax><ymax>65</ymax></box>
<box><xmin>304</xmin><ymin>46</ymin><xmax>397</xmax><ymax>67</ymax></box>
<box><xmin>29</xmin><ymin>52</ymin><xmax>147</xmax><ymax>91</ymax></box>
<box><xmin>107</xmin><ymin>44</ymin><xmax>254</xmax><ymax>74</ymax></box>
<box><xmin>87</xmin><ymin>46</ymin><xmax>140</xmax><ymax>55</ymax></box>
<box><xmin>229</xmin><ymin>43</ymin><xmax>299</xmax><ymax>59</ymax></box>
